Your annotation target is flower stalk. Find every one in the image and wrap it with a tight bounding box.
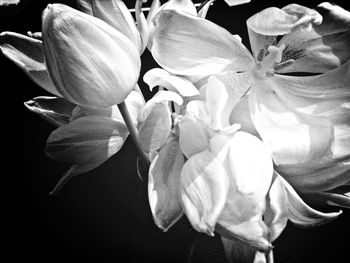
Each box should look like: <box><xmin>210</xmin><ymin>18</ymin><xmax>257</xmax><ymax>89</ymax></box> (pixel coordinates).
<box><xmin>117</xmin><ymin>101</ymin><xmax>151</xmax><ymax>169</ymax></box>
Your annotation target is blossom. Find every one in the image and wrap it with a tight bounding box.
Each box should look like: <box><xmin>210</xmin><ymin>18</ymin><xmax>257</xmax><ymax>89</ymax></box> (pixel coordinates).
<box><xmin>150</xmin><ymin>2</ymin><xmax>350</xmax><ymax>208</ymax></box>
<box><xmin>139</xmin><ymin>68</ymin><xmax>340</xmax><ymax>255</ymax></box>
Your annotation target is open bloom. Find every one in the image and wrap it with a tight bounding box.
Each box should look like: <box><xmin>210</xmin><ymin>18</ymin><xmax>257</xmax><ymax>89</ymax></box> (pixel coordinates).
<box><xmin>139</xmin><ymin>68</ymin><xmax>341</xmax><ymax>256</ymax></box>
<box><xmin>151</xmin><ymin>2</ymin><xmax>350</xmax><ymax>208</ymax></box>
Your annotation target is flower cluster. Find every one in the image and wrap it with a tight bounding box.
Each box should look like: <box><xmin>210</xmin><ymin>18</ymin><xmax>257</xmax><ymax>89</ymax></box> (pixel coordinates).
<box><xmin>1</xmin><ymin>0</ymin><xmax>349</xmax><ymax>262</ymax></box>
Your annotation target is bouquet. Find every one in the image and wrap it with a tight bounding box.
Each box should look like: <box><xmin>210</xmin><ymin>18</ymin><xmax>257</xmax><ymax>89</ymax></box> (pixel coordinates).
<box><xmin>1</xmin><ymin>0</ymin><xmax>349</xmax><ymax>262</ymax></box>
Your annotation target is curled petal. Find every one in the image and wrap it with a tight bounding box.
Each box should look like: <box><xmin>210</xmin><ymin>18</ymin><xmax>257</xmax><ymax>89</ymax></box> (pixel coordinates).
<box><xmin>269</xmin><ymin>173</ymin><xmax>342</xmax><ymax>228</ymax></box>
<box><xmin>42</xmin><ymin>4</ymin><xmax>140</xmax><ymax>109</ymax></box>
<box><xmin>143</xmin><ymin>68</ymin><xmax>199</xmax><ymax>97</ymax></box>
<box><xmin>138</xmin><ymin>102</ymin><xmax>172</xmax><ymax>153</ymax></box>
<box><xmin>180</xmin><ymin>150</ymin><xmax>230</xmax><ymax>235</ymax></box>
<box><xmin>46</xmin><ymin>116</ymin><xmax>128</xmax><ymax>164</ymax></box>
<box><xmin>148</xmin><ymin>135</ymin><xmax>184</xmax><ymax>231</ymax></box>
<box><xmin>135</xmin><ymin>0</ymin><xmax>149</xmax><ymax>53</ymax></box>
<box><xmin>77</xmin><ymin>0</ymin><xmax>142</xmax><ymax>53</ymax></box>
<box><xmin>277</xmin><ymin>2</ymin><xmax>350</xmax><ymax>73</ymax></box>
<box><xmin>152</xmin><ymin>9</ymin><xmax>253</xmax><ymax>77</ymax></box>
<box><xmin>24</xmin><ymin>96</ymin><xmax>75</xmax><ymax>126</ymax></box>
<box><xmin>0</xmin><ymin>32</ymin><xmax>59</xmax><ymax>96</ymax></box>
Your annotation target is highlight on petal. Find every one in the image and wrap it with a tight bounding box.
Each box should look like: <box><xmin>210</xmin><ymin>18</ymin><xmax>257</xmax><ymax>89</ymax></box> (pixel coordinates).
<box><xmin>143</xmin><ymin>68</ymin><xmax>199</xmax><ymax>97</ymax></box>
<box><xmin>152</xmin><ymin>9</ymin><xmax>253</xmax><ymax>77</ymax></box>
<box><xmin>249</xmin><ymin>79</ymin><xmax>334</xmax><ymax>165</ymax></box>
<box><xmin>77</xmin><ymin>0</ymin><xmax>142</xmax><ymax>52</ymax></box>
<box><xmin>42</xmin><ymin>4</ymin><xmax>140</xmax><ymax>109</ymax></box>
<box><xmin>178</xmin><ymin>115</ymin><xmax>210</xmax><ymax>159</ymax></box>
<box><xmin>0</xmin><ymin>31</ymin><xmax>59</xmax><ymax>96</ymax></box>
<box><xmin>268</xmin><ymin>173</ymin><xmax>342</xmax><ymax>229</ymax></box>
<box><xmin>180</xmin><ymin>150</ymin><xmax>230</xmax><ymax>235</ymax></box>
<box><xmin>24</xmin><ymin>96</ymin><xmax>75</xmax><ymax>126</ymax></box>
<box><xmin>247</xmin><ymin>5</ymin><xmax>322</xmax><ymax>36</ymax></box>
<box><xmin>148</xmin><ymin>134</ymin><xmax>184</xmax><ymax>231</ymax></box>
<box><xmin>277</xmin><ymin>2</ymin><xmax>350</xmax><ymax>73</ymax></box>
<box><xmin>138</xmin><ymin>102</ymin><xmax>172</xmax><ymax>153</ymax></box>
<box><xmin>46</xmin><ymin>115</ymin><xmax>129</xmax><ymax>165</ymax></box>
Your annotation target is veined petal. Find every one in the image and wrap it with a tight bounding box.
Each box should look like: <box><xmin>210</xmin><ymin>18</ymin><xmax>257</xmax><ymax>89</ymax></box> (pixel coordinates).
<box><xmin>46</xmin><ymin>115</ymin><xmax>128</xmax><ymax>164</ymax></box>
<box><xmin>0</xmin><ymin>31</ymin><xmax>59</xmax><ymax>96</ymax></box>
<box><xmin>152</xmin><ymin>9</ymin><xmax>253</xmax><ymax>77</ymax></box>
<box><xmin>42</xmin><ymin>4</ymin><xmax>140</xmax><ymax>109</ymax></box>
<box><xmin>277</xmin><ymin>2</ymin><xmax>350</xmax><ymax>73</ymax></box>
<box><xmin>270</xmin><ymin>173</ymin><xmax>342</xmax><ymax>228</ymax></box>
<box><xmin>148</xmin><ymin>134</ymin><xmax>184</xmax><ymax>231</ymax></box>
<box><xmin>180</xmin><ymin>150</ymin><xmax>230</xmax><ymax>235</ymax></box>
<box><xmin>178</xmin><ymin>115</ymin><xmax>210</xmax><ymax>159</ymax></box>
<box><xmin>143</xmin><ymin>68</ymin><xmax>199</xmax><ymax>97</ymax></box>
<box><xmin>138</xmin><ymin>102</ymin><xmax>172</xmax><ymax>153</ymax></box>
<box><xmin>249</xmin><ymin>79</ymin><xmax>334</xmax><ymax>165</ymax></box>
<box><xmin>76</xmin><ymin>0</ymin><xmax>142</xmax><ymax>53</ymax></box>
<box><xmin>24</xmin><ymin>96</ymin><xmax>75</xmax><ymax>126</ymax></box>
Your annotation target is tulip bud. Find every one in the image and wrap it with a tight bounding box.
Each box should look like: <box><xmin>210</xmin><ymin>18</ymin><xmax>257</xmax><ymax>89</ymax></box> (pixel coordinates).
<box><xmin>42</xmin><ymin>4</ymin><xmax>141</xmax><ymax>109</ymax></box>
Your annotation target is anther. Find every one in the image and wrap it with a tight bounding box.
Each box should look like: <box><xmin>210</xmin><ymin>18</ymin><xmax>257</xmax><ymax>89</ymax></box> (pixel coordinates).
<box><xmin>257</xmin><ymin>48</ymin><xmax>265</xmax><ymax>62</ymax></box>
<box><xmin>274</xmin><ymin>59</ymin><xmax>296</xmax><ymax>71</ymax></box>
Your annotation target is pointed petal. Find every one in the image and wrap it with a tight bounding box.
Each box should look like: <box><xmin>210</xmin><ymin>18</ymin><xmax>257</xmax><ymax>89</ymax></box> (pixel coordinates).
<box><xmin>180</xmin><ymin>150</ymin><xmax>230</xmax><ymax>235</ymax></box>
<box><xmin>152</xmin><ymin>9</ymin><xmax>253</xmax><ymax>77</ymax></box>
<box><xmin>178</xmin><ymin>115</ymin><xmax>210</xmax><ymax>159</ymax></box>
<box><xmin>249</xmin><ymin>79</ymin><xmax>334</xmax><ymax>165</ymax></box>
<box><xmin>42</xmin><ymin>4</ymin><xmax>140</xmax><ymax>108</ymax></box>
<box><xmin>45</xmin><ymin>116</ymin><xmax>129</xmax><ymax>164</ymax></box>
<box><xmin>77</xmin><ymin>0</ymin><xmax>142</xmax><ymax>53</ymax></box>
<box><xmin>143</xmin><ymin>68</ymin><xmax>199</xmax><ymax>97</ymax></box>
<box><xmin>135</xmin><ymin>0</ymin><xmax>149</xmax><ymax>53</ymax></box>
<box><xmin>301</xmin><ymin>188</ymin><xmax>350</xmax><ymax>209</ymax></box>
<box><xmin>0</xmin><ymin>31</ymin><xmax>59</xmax><ymax>96</ymax></box>
<box><xmin>24</xmin><ymin>96</ymin><xmax>75</xmax><ymax>126</ymax></box>
<box><xmin>272</xmin><ymin>173</ymin><xmax>342</xmax><ymax>227</ymax></box>
<box><xmin>148</xmin><ymin>134</ymin><xmax>184</xmax><ymax>231</ymax></box>
<box><xmin>49</xmin><ymin>163</ymin><xmax>100</xmax><ymax>196</ymax></box>
<box><xmin>277</xmin><ymin>2</ymin><xmax>350</xmax><ymax>73</ymax></box>
<box><xmin>138</xmin><ymin>102</ymin><xmax>172</xmax><ymax>153</ymax></box>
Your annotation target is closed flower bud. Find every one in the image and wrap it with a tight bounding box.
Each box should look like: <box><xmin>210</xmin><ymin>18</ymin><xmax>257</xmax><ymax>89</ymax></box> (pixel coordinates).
<box><xmin>42</xmin><ymin>4</ymin><xmax>141</xmax><ymax>109</ymax></box>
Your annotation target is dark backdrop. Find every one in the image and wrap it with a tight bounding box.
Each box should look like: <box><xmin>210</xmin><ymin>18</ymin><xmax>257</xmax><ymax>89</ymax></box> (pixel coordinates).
<box><xmin>1</xmin><ymin>1</ymin><xmax>349</xmax><ymax>262</ymax></box>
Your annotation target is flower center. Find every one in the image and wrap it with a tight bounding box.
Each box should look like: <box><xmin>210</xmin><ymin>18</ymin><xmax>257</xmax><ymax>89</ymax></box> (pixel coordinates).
<box><xmin>253</xmin><ymin>44</ymin><xmax>295</xmax><ymax>78</ymax></box>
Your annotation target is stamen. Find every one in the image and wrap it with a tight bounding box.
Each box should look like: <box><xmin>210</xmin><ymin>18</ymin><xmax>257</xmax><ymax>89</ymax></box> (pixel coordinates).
<box><xmin>274</xmin><ymin>59</ymin><xmax>295</xmax><ymax>71</ymax></box>
<box><xmin>257</xmin><ymin>48</ymin><xmax>265</xmax><ymax>62</ymax></box>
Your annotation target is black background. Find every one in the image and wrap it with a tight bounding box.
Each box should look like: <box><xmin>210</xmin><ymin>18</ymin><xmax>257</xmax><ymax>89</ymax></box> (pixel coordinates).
<box><xmin>1</xmin><ymin>0</ymin><xmax>349</xmax><ymax>262</ymax></box>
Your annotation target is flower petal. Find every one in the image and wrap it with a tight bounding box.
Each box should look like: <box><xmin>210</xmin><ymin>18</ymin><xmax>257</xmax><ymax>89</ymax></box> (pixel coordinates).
<box><xmin>148</xmin><ymin>134</ymin><xmax>184</xmax><ymax>231</ymax></box>
<box><xmin>178</xmin><ymin>115</ymin><xmax>210</xmax><ymax>159</ymax></box>
<box><xmin>24</xmin><ymin>96</ymin><xmax>75</xmax><ymax>126</ymax></box>
<box><xmin>0</xmin><ymin>31</ymin><xmax>59</xmax><ymax>96</ymax></box>
<box><xmin>138</xmin><ymin>102</ymin><xmax>172</xmax><ymax>153</ymax></box>
<box><xmin>224</xmin><ymin>0</ymin><xmax>251</xmax><ymax>7</ymax></box>
<box><xmin>42</xmin><ymin>4</ymin><xmax>140</xmax><ymax>108</ymax></box>
<box><xmin>143</xmin><ymin>68</ymin><xmax>199</xmax><ymax>97</ymax></box>
<box><xmin>161</xmin><ymin>0</ymin><xmax>197</xmax><ymax>16</ymax></box>
<box><xmin>77</xmin><ymin>0</ymin><xmax>142</xmax><ymax>53</ymax></box>
<box><xmin>277</xmin><ymin>2</ymin><xmax>350</xmax><ymax>73</ymax></box>
<box><xmin>135</xmin><ymin>0</ymin><xmax>149</xmax><ymax>53</ymax></box>
<box><xmin>249</xmin><ymin>79</ymin><xmax>334</xmax><ymax>165</ymax></box>
<box><xmin>152</xmin><ymin>9</ymin><xmax>253</xmax><ymax>77</ymax></box>
<box><xmin>215</xmin><ymin>132</ymin><xmax>273</xmax><ymax>251</ymax></box>
<box><xmin>146</xmin><ymin>0</ymin><xmax>161</xmax><ymax>50</ymax></box>
<box><xmin>46</xmin><ymin>115</ymin><xmax>128</xmax><ymax>164</ymax></box>
<box><xmin>270</xmin><ymin>173</ymin><xmax>342</xmax><ymax>228</ymax></box>
<box><xmin>221</xmin><ymin>236</ymin><xmax>256</xmax><ymax>263</ymax></box>
<box><xmin>180</xmin><ymin>150</ymin><xmax>230</xmax><ymax>235</ymax></box>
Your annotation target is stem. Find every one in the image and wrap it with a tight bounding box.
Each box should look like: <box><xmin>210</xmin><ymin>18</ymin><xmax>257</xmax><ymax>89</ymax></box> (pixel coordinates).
<box><xmin>117</xmin><ymin>102</ymin><xmax>150</xmax><ymax>169</ymax></box>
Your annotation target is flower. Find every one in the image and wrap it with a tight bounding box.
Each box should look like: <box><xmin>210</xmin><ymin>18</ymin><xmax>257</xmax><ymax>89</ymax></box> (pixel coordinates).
<box><xmin>139</xmin><ymin>68</ymin><xmax>340</xmax><ymax>256</ymax></box>
<box><xmin>150</xmin><ymin>2</ymin><xmax>350</xmax><ymax>208</ymax></box>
